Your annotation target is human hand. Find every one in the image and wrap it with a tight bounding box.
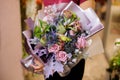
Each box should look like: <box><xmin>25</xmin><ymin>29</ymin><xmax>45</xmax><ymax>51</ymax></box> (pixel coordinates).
<box><xmin>80</xmin><ymin>0</ymin><xmax>95</xmax><ymax>10</ymax></box>
<box><xmin>30</xmin><ymin>58</ymin><xmax>44</xmax><ymax>73</ymax></box>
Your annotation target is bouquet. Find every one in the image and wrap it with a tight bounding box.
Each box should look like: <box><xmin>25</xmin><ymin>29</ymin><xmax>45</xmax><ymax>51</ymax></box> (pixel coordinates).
<box><xmin>21</xmin><ymin>1</ymin><xmax>104</xmax><ymax>79</ymax></box>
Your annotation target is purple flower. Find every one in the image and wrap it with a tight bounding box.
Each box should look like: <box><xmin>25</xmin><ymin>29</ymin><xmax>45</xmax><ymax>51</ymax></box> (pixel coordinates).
<box><xmin>46</xmin><ymin>27</ymin><xmax>58</xmax><ymax>45</ymax></box>
<box><xmin>24</xmin><ymin>17</ymin><xmax>34</xmax><ymax>30</ymax></box>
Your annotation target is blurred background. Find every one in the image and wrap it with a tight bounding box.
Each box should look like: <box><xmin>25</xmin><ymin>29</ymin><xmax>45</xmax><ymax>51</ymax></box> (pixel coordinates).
<box><xmin>0</xmin><ymin>0</ymin><xmax>120</xmax><ymax>80</ymax></box>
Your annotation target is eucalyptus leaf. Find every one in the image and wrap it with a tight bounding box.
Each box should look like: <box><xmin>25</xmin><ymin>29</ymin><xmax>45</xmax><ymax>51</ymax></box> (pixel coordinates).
<box><xmin>57</xmin><ymin>24</ymin><xmax>66</xmax><ymax>34</ymax></box>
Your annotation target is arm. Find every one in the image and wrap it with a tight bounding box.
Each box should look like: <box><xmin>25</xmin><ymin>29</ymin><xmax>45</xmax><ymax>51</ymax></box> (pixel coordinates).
<box><xmin>80</xmin><ymin>0</ymin><xmax>95</xmax><ymax>10</ymax></box>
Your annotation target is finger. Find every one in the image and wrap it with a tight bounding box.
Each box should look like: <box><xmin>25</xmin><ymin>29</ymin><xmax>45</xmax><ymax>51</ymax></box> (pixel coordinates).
<box><xmin>34</xmin><ymin>68</ymin><xmax>43</xmax><ymax>72</ymax></box>
<box><xmin>30</xmin><ymin>64</ymin><xmax>43</xmax><ymax>69</ymax></box>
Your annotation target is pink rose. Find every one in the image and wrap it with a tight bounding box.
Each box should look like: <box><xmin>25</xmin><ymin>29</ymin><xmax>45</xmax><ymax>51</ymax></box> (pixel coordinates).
<box><xmin>56</xmin><ymin>51</ymin><xmax>67</xmax><ymax>62</ymax></box>
<box><xmin>76</xmin><ymin>37</ymin><xmax>86</xmax><ymax>49</ymax></box>
<box><xmin>73</xmin><ymin>20</ymin><xmax>82</xmax><ymax>32</ymax></box>
<box><xmin>48</xmin><ymin>44</ymin><xmax>60</xmax><ymax>53</ymax></box>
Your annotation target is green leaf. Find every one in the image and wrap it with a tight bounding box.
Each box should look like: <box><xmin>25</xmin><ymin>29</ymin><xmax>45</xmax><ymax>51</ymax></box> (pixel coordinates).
<box><xmin>39</xmin><ymin>19</ymin><xmax>50</xmax><ymax>33</ymax></box>
<box><xmin>33</xmin><ymin>19</ymin><xmax>50</xmax><ymax>39</ymax></box>
<box><xmin>57</xmin><ymin>24</ymin><xmax>66</xmax><ymax>34</ymax></box>
<box><xmin>33</xmin><ymin>26</ymin><xmax>42</xmax><ymax>39</ymax></box>
<box><xmin>68</xmin><ymin>27</ymin><xmax>75</xmax><ymax>31</ymax></box>
<box><xmin>39</xmin><ymin>19</ymin><xmax>43</xmax><ymax>28</ymax></box>
<box><xmin>64</xmin><ymin>17</ymin><xmax>67</xmax><ymax>22</ymax></box>
<box><xmin>44</xmin><ymin>25</ymin><xmax>50</xmax><ymax>33</ymax></box>
<box><xmin>115</xmin><ymin>42</ymin><xmax>120</xmax><ymax>45</ymax></box>
<box><xmin>59</xmin><ymin>34</ymin><xmax>71</xmax><ymax>42</ymax></box>
<box><xmin>40</xmin><ymin>37</ymin><xmax>46</xmax><ymax>45</ymax></box>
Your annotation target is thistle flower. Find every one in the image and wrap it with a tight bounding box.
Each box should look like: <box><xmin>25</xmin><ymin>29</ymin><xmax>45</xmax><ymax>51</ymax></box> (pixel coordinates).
<box><xmin>64</xmin><ymin>36</ymin><xmax>76</xmax><ymax>53</ymax></box>
<box><xmin>46</xmin><ymin>26</ymin><xmax>58</xmax><ymax>45</ymax></box>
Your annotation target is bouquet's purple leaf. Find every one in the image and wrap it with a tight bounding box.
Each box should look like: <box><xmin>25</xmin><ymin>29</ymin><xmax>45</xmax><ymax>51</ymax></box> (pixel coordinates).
<box><xmin>23</xmin><ymin>39</ymin><xmax>32</xmax><ymax>55</ymax></box>
<box><xmin>43</xmin><ymin>55</ymin><xmax>64</xmax><ymax>78</ymax></box>
<box><xmin>22</xmin><ymin>30</ymin><xmax>33</xmax><ymax>51</ymax></box>
<box><xmin>43</xmin><ymin>56</ymin><xmax>55</xmax><ymax>78</ymax></box>
<box><xmin>23</xmin><ymin>30</ymin><xmax>32</xmax><ymax>39</ymax></box>
<box><xmin>22</xmin><ymin>30</ymin><xmax>33</xmax><ymax>55</ymax></box>
<box><xmin>25</xmin><ymin>17</ymin><xmax>34</xmax><ymax>31</ymax></box>
<box><xmin>53</xmin><ymin>61</ymin><xmax>64</xmax><ymax>72</ymax></box>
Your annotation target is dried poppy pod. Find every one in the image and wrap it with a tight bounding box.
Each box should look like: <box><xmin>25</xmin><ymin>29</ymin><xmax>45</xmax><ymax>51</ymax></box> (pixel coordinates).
<box><xmin>63</xmin><ymin>10</ymin><xmax>72</xmax><ymax>19</ymax></box>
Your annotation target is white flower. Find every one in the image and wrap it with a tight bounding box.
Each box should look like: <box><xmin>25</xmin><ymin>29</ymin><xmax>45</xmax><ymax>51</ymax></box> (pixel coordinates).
<box><xmin>44</xmin><ymin>4</ymin><xmax>58</xmax><ymax>15</ymax></box>
<box><xmin>72</xmin><ymin>58</ymin><xmax>77</xmax><ymax>63</ymax></box>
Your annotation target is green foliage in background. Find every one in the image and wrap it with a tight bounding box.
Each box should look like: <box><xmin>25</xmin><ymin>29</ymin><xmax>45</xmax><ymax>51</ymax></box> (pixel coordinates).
<box><xmin>110</xmin><ymin>50</ymin><xmax>120</xmax><ymax>70</ymax></box>
<box><xmin>107</xmin><ymin>42</ymin><xmax>120</xmax><ymax>74</ymax></box>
